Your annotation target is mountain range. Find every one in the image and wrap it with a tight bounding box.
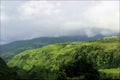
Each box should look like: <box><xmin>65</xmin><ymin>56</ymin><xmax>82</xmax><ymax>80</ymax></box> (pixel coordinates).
<box><xmin>0</xmin><ymin>35</ymin><xmax>106</xmax><ymax>61</ymax></box>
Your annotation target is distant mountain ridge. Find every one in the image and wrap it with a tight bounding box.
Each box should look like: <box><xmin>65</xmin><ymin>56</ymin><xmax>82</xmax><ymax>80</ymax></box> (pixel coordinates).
<box><xmin>0</xmin><ymin>34</ymin><xmax>119</xmax><ymax>61</ymax></box>
<box><xmin>0</xmin><ymin>35</ymin><xmax>106</xmax><ymax>61</ymax></box>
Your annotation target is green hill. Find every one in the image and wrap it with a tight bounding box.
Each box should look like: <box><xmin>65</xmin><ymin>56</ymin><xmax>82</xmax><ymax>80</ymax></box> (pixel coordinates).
<box><xmin>7</xmin><ymin>36</ymin><xmax>120</xmax><ymax>80</ymax></box>
<box><xmin>0</xmin><ymin>35</ymin><xmax>104</xmax><ymax>61</ymax></box>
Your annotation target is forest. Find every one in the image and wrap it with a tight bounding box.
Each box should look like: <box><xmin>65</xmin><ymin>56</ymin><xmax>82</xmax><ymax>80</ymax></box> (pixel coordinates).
<box><xmin>0</xmin><ymin>36</ymin><xmax>120</xmax><ymax>80</ymax></box>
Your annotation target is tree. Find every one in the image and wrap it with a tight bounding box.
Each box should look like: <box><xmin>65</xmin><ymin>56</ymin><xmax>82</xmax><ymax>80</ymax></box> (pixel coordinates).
<box><xmin>56</xmin><ymin>71</ymin><xmax>67</xmax><ymax>80</ymax></box>
<box><xmin>57</xmin><ymin>56</ymin><xmax>99</xmax><ymax>80</ymax></box>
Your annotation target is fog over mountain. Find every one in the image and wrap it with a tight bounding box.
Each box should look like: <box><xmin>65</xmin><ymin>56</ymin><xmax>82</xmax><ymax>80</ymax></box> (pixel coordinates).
<box><xmin>1</xmin><ymin>0</ymin><xmax>119</xmax><ymax>44</ymax></box>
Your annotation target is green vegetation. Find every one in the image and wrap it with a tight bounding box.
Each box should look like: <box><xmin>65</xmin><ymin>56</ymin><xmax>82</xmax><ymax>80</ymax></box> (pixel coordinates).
<box><xmin>0</xmin><ymin>35</ymin><xmax>104</xmax><ymax>61</ymax></box>
<box><xmin>99</xmin><ymin>68</ymin><xmax>120</xmax><ymax>79</ymax></box>
<box><xmin>0</xmin><ymin>57</ymin><xmax>17</xmax><ymax>80</ymax></box>
<box><xmin>7</xmin><ymin>36</ymin><xmax>120</xmax><ymax>80</ymax></box>
<box><xmin>56</xmin><ymin>57</ymin><xmax>99</xmax><ymax>80</ymax></box>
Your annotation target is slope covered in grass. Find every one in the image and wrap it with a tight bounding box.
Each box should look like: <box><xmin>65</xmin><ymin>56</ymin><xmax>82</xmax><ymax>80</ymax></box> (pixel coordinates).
<box><xmin>7</xmin><ymin>36</ymin><xmax>120</xmax><ymax>80</ymax></box>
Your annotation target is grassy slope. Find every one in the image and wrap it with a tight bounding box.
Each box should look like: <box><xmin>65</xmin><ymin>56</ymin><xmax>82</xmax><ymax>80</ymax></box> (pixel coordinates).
<box><xmin>8</xmin><ymin>36</ymin><xmax>120</xmax><ymax>79</ymax></box>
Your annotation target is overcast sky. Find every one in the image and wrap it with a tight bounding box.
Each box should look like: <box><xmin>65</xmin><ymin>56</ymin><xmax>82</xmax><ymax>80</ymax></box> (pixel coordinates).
<box><xmin>0</xmin><ymin>0</ymin><xmax>119</xmax><ymax>44</ymax></box>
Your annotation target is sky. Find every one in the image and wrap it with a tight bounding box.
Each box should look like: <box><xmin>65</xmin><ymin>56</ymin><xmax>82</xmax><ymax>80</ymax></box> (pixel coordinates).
<box><xmin>0</xmin><ymin>0</ymin><xmax>119</xmax><ymax>44</ymax></box>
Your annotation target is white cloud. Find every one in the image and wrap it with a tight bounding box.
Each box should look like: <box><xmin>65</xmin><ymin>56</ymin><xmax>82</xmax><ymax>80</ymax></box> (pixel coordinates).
<box><xmin>18</xmin><ymin>1</ymin><xmax>119</xmax><ymax>31</ymax></box>
<box><xmin>83</xmin><ymin>1</ymin><xmax>119</xmax><ymax>32</ymax></box>
<box><xmin>18</xmin><ymin>1</ymin><xmax>61</xmax><ymax>19</ymax></box>
<box><xmin>0</xmin><ymin>5</ymin><xmax>9</xmax><ymax>22</ymax></box>
<box><xmin>62</xmin><ymin>21</ymin><xmax>85</xmax><ymax>30</ymax></box>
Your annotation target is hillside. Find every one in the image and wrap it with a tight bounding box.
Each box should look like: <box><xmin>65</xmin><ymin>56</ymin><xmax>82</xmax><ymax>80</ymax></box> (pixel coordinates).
<box><xmin>0</xmin><ymin>35</ymin><xmax>104</xmax><ymax>61</ymax></box>
<box><xmin>8</xmin><ymin>36</ymin><xmax>120</xmax><ymax>80</ymax></box>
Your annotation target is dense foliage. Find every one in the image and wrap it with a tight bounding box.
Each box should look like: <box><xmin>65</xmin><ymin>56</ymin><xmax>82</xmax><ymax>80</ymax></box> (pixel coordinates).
<box><xmin>7</xmin><ymin>36</ymin><xmax>120</xmax><ymax>80</ymax></box>
<box><xmin>0</xmin><ymin>35</ymin><xmax>104</xmax><ymax>61</ymax></box>
<box><xmin>99</xmin><ymin>68</ymin><xmax>120</xmax><ymax>79</ymax></box>
<box><xmin>0</xmin><ymin>57</ymin><xmax>17</xmax><ymax>80</ymax></box>
<box><xmin>56</xmin><ymin>57</ymin><xmax>99</xmax><ymax>80</ymax></box>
